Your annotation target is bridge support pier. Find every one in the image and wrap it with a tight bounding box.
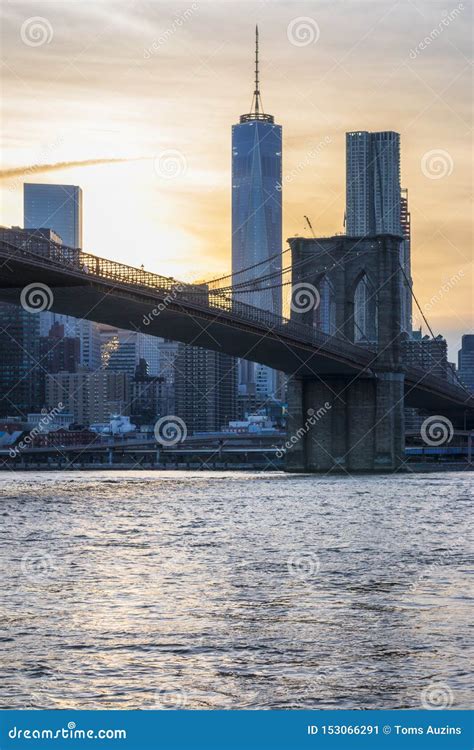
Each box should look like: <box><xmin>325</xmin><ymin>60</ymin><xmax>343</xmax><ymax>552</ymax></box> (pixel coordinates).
<box><xmin>285</xmin><ymin>373</ymin><xmax>405</xmax><ymax>473</ymax></box>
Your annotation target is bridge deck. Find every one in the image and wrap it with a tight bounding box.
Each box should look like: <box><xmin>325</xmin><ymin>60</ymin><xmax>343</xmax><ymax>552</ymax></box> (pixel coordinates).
<box><xmin>0</xmin><ymin>238</ymin><xmax>472</xmax><ymax>421</ymax></box>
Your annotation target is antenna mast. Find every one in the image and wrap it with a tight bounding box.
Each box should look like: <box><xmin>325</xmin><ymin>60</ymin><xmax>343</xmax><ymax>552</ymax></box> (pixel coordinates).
<box><xmin>254</xmin><ymin>26</ymin><xmax>260</xmax><ymax>116</ymax></box>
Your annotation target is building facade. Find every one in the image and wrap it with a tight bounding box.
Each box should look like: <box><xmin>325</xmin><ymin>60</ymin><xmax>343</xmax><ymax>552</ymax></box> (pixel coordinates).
<box><xmin>401</xmin><ymin>331</ymin><xmax>451</xmax><ymax>380</ymax></box>
<box><xmin>46</xmin><ymin>371</ymin><xmax>130</xmax><ymax>424</ymax></box>
<box><xmin>346</xmin><ymin>131</ymin><xmax>401</xmax><ymax>236</ymax></box>
<box><xmin>458</xmin><ymin>334</ymin><xmax>474</xmax><ymax>393</ymax></box>
<box><xmin>24</xmin><ymin>183</ymin><xmax>83</xmax><ymax>248</ymax></box>
<box><xmin>174</xmin><ymin>344</ymin><xmax>237</xmax><ymax>433</ymax></box>
<box><xmin>131</xmin><ymin>361</ymin><xmax>173</xmax><ymax>426</ymax></box>
<box><xmin>0</xmin><ymin>302</ymin><xmax>41</xmax><ymax>417</ymax></box>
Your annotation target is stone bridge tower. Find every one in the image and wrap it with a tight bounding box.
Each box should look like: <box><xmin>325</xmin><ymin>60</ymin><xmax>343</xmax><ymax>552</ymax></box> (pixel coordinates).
<box><xmin>286</xmin><ymin>234</ymin><xmax>405</xmax><ymax>473</ymax></box>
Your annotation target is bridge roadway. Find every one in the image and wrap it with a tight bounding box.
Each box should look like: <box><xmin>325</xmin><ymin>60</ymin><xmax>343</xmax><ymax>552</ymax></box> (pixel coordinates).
<box><xmin>0</xmin><ymin>238</ymin><xmax>473</xmax><ymax>423</ymax></box>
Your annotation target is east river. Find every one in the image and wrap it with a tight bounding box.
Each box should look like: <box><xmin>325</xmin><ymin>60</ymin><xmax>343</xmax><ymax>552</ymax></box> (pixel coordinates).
<box><xmin>0</xmin><ymin>471</ymin><xmax>471</xmax><ymax>709</ymax></box>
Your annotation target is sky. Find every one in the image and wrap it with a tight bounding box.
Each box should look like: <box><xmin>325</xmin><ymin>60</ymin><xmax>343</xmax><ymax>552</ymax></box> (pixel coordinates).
<box><xmin>0</xmin><ymin>0</ymin><xmax>472</xmax><ymax>358</ymax></box>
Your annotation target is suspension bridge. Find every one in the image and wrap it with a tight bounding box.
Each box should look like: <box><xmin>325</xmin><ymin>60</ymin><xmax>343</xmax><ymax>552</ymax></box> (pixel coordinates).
<box><xmin>0</xmin><ymin>232</ymin><xmax>472</xmax><ymax>472</ymax></box>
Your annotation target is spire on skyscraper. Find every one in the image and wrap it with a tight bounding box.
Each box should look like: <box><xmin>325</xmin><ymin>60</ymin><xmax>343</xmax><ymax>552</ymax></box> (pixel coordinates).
<box><xmin>241</xmin><ymin>26</ymin><xmax>273</xmax><ymax>123</ymax></box>
<box><xmin>251</xmin><ymin>26</ymin><xmax>262</xmax><ymax>116</ymax></box>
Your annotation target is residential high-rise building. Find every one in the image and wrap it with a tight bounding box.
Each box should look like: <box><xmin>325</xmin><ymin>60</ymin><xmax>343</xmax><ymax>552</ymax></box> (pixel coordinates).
<box><xmin>174</xmin><ymin>344</ymin><xmax>237</xmax><ymax>433</ymax></box>
<box><xmin>346</xmin><ymin>131</ymin><xmax>401</xmax><ymax>235</ymax></box>
<box><xmin>131</xmin><ymin>360</ymin><xmax>173</xmax><ymax>426</ymax></box>
<box><xmin>232</xmin><ymin>27</ymin><xmax>282</xmax><ymax>396</ymax></box>
<box><xmin>345</xmin><ymin>130</ymin><xmax>412</xmax><ymax>333</ymax></box>
<box><xmin>39</xmin><ymin>322</ymin><xmax>80</xmax><ymax>374</ymax></box>
<box><xmin>24</xmin><ymin>183</ymin><xmax>83</xmax><ymax>248</ymax></box>
<box><xmin>46</xmin><ymin>371</ymin><xmax>130</xmax><ymax>424</ymax></box>
<box><xmin>458</xmin><ymin>334</ymin><xmax>474</xmax><ymax>393</ymax></box>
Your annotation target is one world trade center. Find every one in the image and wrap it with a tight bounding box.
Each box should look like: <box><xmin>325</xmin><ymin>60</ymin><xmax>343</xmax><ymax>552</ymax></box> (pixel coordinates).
<box><xmin>231</xmin><ymin>27</ymin><xmax>282</xmax><ymax>399</ymax></box>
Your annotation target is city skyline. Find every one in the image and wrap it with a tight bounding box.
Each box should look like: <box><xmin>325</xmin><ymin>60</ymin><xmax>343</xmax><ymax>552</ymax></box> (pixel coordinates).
<box><xmin>0</xmin><ymin>0</ymin><xmax>472</xmax><ymax>358</ymax></box>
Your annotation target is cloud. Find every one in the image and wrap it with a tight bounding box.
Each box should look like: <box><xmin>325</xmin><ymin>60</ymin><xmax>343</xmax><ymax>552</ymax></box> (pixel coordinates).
<box><xmin>0</xmin><ymin>158</ymin><xmax>141</xmax><ymax>180</ymax></box>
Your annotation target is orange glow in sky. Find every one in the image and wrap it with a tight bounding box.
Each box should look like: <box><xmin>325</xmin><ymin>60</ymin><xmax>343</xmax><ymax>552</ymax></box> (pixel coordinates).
<box><xmin>0</xmin><ymin>0</ymin><xmax>472</xmax><ymax>357</ymax></box>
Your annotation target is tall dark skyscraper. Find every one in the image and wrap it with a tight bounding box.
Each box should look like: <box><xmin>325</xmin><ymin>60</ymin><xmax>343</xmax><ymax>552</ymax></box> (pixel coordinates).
<box><xmin>232</xmin><ymin>27</ymin><xmax>282</xmax><ymax>396</ymax></box>
<box><xmin>0</xmin><ymin>303</ymin><xmax>41</xmax><ymax>417</ymax></box>
<box><xmin>174</xmin><ymin>344</ymin><xmax>237</xmax><ymax>433</ymax></box>
<box><xmin>458</xmin><ymin>335</ymin><xmax>474</xmax><ymax>393</ymax></box>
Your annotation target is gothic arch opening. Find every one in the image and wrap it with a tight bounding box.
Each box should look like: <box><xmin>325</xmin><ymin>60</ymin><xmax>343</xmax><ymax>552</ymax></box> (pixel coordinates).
<box><xmin>314</xmin><ymin>275</ymin><xmax>336</xmax><ymax>335</ymax></box>
<box><xmin>353</xmin><ymin>272</ymin><xmax>377</xmax><ymax>344</ymax></box>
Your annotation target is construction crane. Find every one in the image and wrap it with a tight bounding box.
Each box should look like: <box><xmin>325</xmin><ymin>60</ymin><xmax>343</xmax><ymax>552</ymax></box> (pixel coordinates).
<box><xmin>304</xmin><ymin>215</ymin><xmax>316</xmax><ymax>238</ymax></box>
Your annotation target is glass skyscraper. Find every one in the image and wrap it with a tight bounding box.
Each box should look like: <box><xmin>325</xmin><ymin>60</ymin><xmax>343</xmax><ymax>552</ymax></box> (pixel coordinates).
<box><xmin>232</xmin><ymin>27</ymin><xmax>282</xmax><ymax>396</ymax></box>
<box><xmin>24</xmin><ymin>183</ymin><xmax>83</xmax><ymax>248</ymax></box>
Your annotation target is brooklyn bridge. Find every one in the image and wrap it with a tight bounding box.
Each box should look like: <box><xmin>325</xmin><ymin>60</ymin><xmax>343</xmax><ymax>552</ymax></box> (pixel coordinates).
<box><xmin>0</xmin><ymin>233</ymin><xmax>472</xmax><ymax>473</ymax></box>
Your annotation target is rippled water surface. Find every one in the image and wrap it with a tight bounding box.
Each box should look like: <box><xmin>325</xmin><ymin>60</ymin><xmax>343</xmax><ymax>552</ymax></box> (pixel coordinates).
<box><xmin>0</xmin><ymin>470</ymin><xmax>472</xmax><ymax>710</ymax></box>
